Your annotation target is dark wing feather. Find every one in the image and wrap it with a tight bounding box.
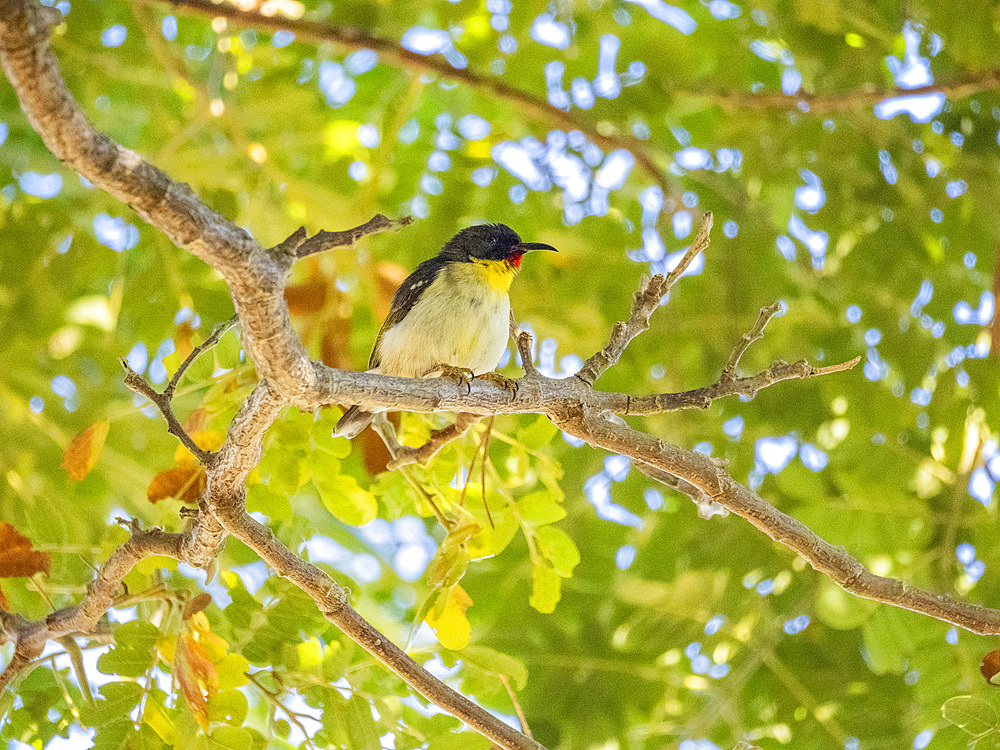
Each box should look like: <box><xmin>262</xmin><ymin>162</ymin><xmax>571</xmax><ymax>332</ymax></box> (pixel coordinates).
<box><xmin>369</xmin><ymin>255</ymin><xmax>449</xmax><ymax>368</ymax></box>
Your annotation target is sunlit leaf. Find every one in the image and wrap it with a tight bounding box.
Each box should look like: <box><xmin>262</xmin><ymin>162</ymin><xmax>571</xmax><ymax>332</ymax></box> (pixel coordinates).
<box><xmin>61</xmin><ymin>420</ymin><xmax>109</xmax><ymax>480</ymax></box>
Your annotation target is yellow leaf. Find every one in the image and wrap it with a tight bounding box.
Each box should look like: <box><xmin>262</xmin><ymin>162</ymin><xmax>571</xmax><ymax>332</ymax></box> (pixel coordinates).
<box><xmin>62</xmin><ymin>420</ymin><xmax>110</xmax><ymax>480</ymax></box>
<box><xmin>426</xmin><ymin>585</ymin><xmax>473</xmax><ymax>650</ymax></box>
<box><xmin>174</xmin><ymin>430</ymin><xmax>226</xmax><ymax>465</ymax></box>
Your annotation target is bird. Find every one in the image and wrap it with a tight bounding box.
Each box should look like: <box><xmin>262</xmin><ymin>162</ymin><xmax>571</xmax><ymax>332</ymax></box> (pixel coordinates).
<box><xmin>334</xmin><ymin>223</ymin><xmax>557</xmax><ymax>438</ymax></box>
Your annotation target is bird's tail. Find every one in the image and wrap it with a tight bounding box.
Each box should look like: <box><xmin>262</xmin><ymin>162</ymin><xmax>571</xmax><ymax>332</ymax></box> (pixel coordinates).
<box><xmin>334</xmin><ymin>405</ymin><xmax>375</xmax><ymax>438</ymax></box>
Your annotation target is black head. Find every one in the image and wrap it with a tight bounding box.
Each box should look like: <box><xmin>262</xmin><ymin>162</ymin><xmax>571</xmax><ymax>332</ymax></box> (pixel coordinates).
<box><xmin>440</xmin><ymin>223</ymin><xmax>557</xmax><ymax>266</ymax></box>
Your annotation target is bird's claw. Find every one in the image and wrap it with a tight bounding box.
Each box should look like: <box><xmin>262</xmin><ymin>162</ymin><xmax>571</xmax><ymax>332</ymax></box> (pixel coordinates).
<box><xmin>476</xmin><ymin>371</ymin><xmax>518</xmax><ymax>394</ymax></box>
<box><xmin>426</xmin><ymin>364</ymin><xmax>476</xmax><ymax>394</ymax></box>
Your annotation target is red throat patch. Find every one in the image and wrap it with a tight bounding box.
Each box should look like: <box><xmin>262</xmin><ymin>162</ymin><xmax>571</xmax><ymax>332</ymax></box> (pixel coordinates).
<box><xmin>508</xmin><ymin>252</ymin><xmax>523</xmax><ymax>269</ymax></box>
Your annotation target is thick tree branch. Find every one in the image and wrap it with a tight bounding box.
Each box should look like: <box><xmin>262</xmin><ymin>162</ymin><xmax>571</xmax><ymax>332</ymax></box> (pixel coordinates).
<box><xmin>575</xmin><ymin>213</ymin><xmax>713</xmax><ymax>386</ymax></box>
<box><xmin>0</xmin><ymin>524</ymin><xmax>188</xmax><ymax>692</ymax></box>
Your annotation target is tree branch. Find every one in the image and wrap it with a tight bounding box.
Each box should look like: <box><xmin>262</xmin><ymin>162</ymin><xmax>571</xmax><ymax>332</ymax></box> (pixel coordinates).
<box><xmin>122</xmin><ymin>363</ymin><xmax>214</xmax><ymax>464</ymax></box>
<box><xmin>277</xmin><ymin>214</ymin><xmax>414</xmax><ymax>259</ymax></box>
<box><xmin>141</xmin><ymin>0</ymin><xmax>672</xmax><ymax>198</ymax></box>
<box><xmin>575</xmin><ymin>213</ymin><xmax>713</xmax><ymax>386</ymax></box>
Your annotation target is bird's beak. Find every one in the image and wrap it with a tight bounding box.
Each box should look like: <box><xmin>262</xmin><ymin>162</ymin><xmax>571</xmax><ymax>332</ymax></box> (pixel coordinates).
<box><xmin>514</xmin><ymin>242</ymin><xmax>558</xmax><ymax>253</ymax></box>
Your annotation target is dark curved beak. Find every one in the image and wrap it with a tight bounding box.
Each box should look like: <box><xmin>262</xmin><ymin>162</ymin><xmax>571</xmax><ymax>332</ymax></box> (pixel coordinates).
<box><xmin>514</xmin><ymin>242</ymin><xmax>558</xmax><ymax>253</ymax></box>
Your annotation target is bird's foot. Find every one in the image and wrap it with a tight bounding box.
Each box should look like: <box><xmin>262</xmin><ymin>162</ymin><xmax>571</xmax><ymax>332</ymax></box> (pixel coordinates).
<box><xmin>476</xmin><ymin>371</ymin><xmax>518</xmax><ymax>394</ymax></box>
<box><xmin>425</xmin><ymin>364</ymin><xmax>476</xmax><ymax>394</ymax></box>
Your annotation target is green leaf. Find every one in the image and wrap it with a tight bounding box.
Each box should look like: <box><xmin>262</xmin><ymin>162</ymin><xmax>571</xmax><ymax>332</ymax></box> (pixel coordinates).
<box><xmin>207</xmin><ymin>689</ymin><xmax>248</xmax><ymax>725</ymax></box>
<box><xmin>535</xmin><ymin>525</ymin><xmax>580</xmax><ymax>577</ymax></box>
<box><xmin>246</xmin><ymin>482</ymin><xmax>292</xmax><ymax>522</ymax></box>
<box><xmin>97</xmin><ymin>621</ymin><xmax>160</xmax><ymax>677</ymax></box>
<box><xmin>79</xmin><ymin>682</ymin><xmax>144</xmax><ymax>727</ymax></box>
<box><xmin>516</xmin><ymin>490</ymin><xmax>566</xmax><ymax>524</ymax></box>
<box><xmin>517</xmin><ymin>415</ymin><xmax>558</xmax><ymax>451</ymax></box>
<box><xmin>208</xmin><ymin>725</ymin><xmax>253</xmax><ymax>750</ymax></box>
<box><xmin>262</xmin><ymin>446</ymin><xmax>308</xmax><ymax>496</ymax></box>
<box><xmin>942</xmin><ymin>695</ymin><xmax>1000</xmax><ymax>736</ymax></box>
<box><xmin>529</xmin><ymin>564</ymin><xmax>562</xmax><ymax>614</ymax></box>
<box><xmin>312</xmin><ymin>413</ymin><xmax>353</xmax><ymax>458</ymax></box>
<box><xmin>315</xmin><ymin>473</ymin><xmax>378</xmax><ymax>526</ymax></box>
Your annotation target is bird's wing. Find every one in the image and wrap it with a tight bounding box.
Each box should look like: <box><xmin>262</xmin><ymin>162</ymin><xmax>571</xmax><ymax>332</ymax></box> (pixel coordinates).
<box><xmin>369</xmin><ymin>255</ymin><xmax>449</xmax><ymax>369</ymax></box>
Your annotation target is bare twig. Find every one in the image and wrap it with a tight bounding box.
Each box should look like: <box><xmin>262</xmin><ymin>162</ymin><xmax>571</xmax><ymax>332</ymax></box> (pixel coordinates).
<box><xmin>721</xmin><ymin>302</ymin><xmax>782</xmax><ymax>382</ymax></box>
<box><xmin>633</xmin><ymin>461</ymin><xmax>729</xmax><ymax>519</ymax></box>
<box><xmin>575</xmin><ymin>213</ymin><xmax>713</xmax><ymax>386</ymax></box>
<box><xmin>510</xmin><ymin>314</ymin><xmax>536</xmax><ymax>376</ymax></box>
<box><xmin>122</xmin><ymin>362</ymin><xmax>213</xmax><ymax>464</ymax></box>
<box><xmin>280</xmin><ymin>214</ymin><xmax>413</xmax><ymax>259</ymax></box>
<box><xmin>499</xmin><ymin>673</ymin><xmax>532</xmax><ymax>739</ymax></box>
<box><xmin>386</xmin><ymin>413</ymin><xmax>481</xmax><ymax>470</ymax></box>
<box><xmin>163</xmin><ymin>315</ymin><xmax>238</xmax><ymax>401</ymax></box>
<box><xmin>372</xmin><ymin>414</ymin><xmax>454</xmax><ymax>530</ymax></box>
<box><xmin>624</xmin><ymin>356</ymin><xmax>862</xmax><ymax>416</ymax></box>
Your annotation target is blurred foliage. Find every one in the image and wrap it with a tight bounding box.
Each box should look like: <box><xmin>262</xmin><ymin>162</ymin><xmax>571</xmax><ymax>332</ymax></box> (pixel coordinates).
<box><xmin>1</xmin><ymin>0</ymin><xmax>1000</xmax><ymax>748</ymax></box>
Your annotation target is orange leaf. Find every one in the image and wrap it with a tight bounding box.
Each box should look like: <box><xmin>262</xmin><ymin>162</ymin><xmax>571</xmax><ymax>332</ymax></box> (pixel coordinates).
<box><xmin>174</xmin><ymin>322</ymin><xmax>195</xmax><ymax>364</ymax></box>
<box><xmin>285</xmin><ymin>278</ymin><xmax>328</xmax><ymax>316</ymax></box>
<box><xmin>176</xmin><ymin>634</ymin><xmax>217</xmax><ymax>730</ymax></box>
<box><xmin>147</xmin><ymin>466</ymin><xmax>205</xmax><ymax>504</ymax></box>
<box><xmin>0</xmin><ymin>523</ymin><xmax>51</xmax><ymax>579</ymax></box>
<box><xmin>374</xmin><ymin>262</ymin><xmax>407</xmax><ymax>322</ymax></box>
<box><xmin>61</xmin><ymin>420</ymin><xmax>110</xmax><ymax>480</ymax></box>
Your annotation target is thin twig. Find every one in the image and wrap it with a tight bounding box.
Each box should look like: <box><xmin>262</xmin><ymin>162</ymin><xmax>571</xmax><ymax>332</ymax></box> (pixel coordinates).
<box><xmin>632</xmin><ymin>460</ymin><xmax>729</xmax><ymax>519</ymax></box>
<box><xmin>278</xmin><ymin>214</ymin><xmax>413</xmax><ymax>259</ymax></box>
<box><xmin>246</xmin><ymin>671</ymin><xmax>319</xmax><ymax>750</ymax></box>
<box><xmin>721</xmin><ymin>302</ymin><xmax>782</xmax><ymax>382</ymax></box>
<box><xmin>510</xmin><ymin>314</ymin><xmax>536</xmax><ymax>376</ymax></box>
<box><xmin>386</xmin><ymin>413</ymin><xmax>480</xmax><ymax>470</ymax></box>
<box><xmin>499</xmin><ymin>673</ymin><xmax>532</xmax><ymax>739</ymax></box>
<box><xmin>372</xmin><ymin>414</ymin><xmax>453</xmax><ymax>530</ymax></box>
<box><xmin>121</xmin><ymin>315</ymin><xmax>237</xmax><ymax>462</ymax></box>
<box><xmin>576</xmin><ymin>213</ymin><xmax>713</xmax><ymax>386</ymax></box>
<box><xmin>624</xmin><ymin>356</ymin><xmax>862</xmax><ymax>415</ymax></box>
<box><xmin>122</xmin><ymin>362</ymin><xmax>212</xmax><ymax>463</ymax></box>
<box><xmin>164</xmin><ymin>315</ymin><xmax>238</xmax><ymax>401</ymax></box>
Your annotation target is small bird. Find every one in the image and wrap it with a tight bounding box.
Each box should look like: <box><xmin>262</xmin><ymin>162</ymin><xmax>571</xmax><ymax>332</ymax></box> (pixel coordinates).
<box><xmin>334</xmin><ymin>223</ymin><xmax>557</xmax><ymax>438</ymax></box>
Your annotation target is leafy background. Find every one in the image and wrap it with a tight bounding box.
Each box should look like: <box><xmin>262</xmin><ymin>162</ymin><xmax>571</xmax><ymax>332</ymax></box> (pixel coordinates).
<box><xmin>1</xmin><ymin>0</ymin><xmax>999</xmax><ymax>748</ymax></box>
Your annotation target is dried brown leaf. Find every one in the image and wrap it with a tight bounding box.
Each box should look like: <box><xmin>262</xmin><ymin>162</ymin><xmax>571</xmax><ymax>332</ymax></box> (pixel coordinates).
<box><xmin>0</xmin><ymin>523</ymin><xmax>51</xmax><ymax>578</ymax></box>
<box><xmin>147</xmin><ymin>466</ymin><xmax>205</xmax><ymax>504</ymax></box>
<box><xmin>61</xmin><ymin>420</ymin><xmax>110</xmax><ymax>480</ymax></box>
<box><xmin>285</xmin><ymin>278</ymin><xmax>328</xmax><ymax>316</ymax></box>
